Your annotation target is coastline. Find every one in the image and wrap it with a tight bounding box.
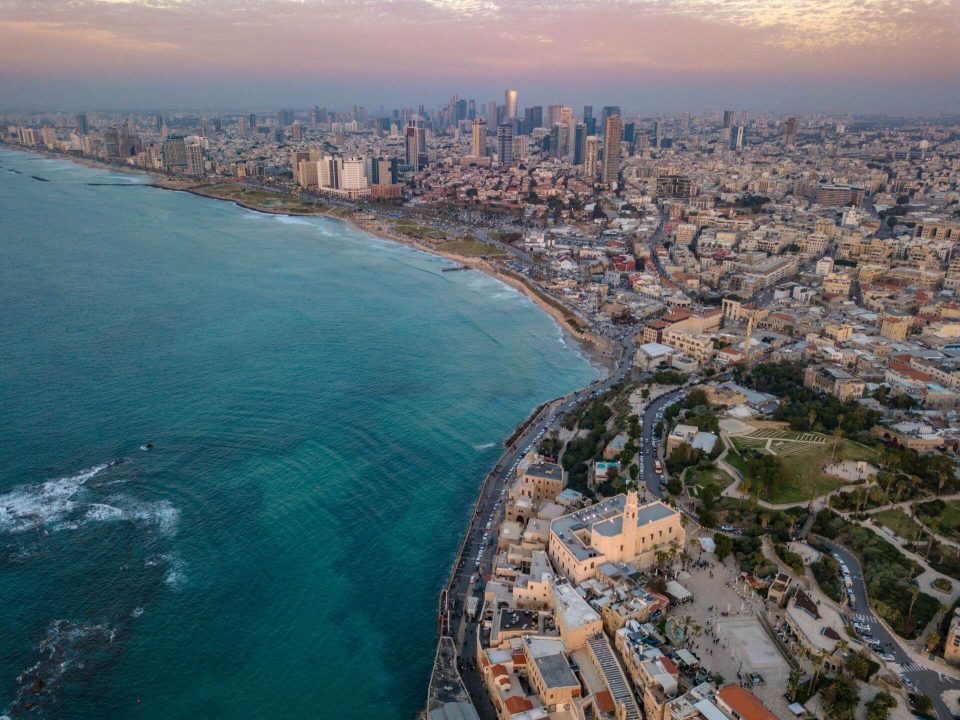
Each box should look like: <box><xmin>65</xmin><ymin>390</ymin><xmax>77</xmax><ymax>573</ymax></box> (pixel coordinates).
<box><xmin>2</xmin><ymin>144</ymin><xmax>614</xmax><ymax>371</ymax></box>
<box><xmin>5</xmin><ymin>142</ymin><xmax>624</xmax><ymax>716</ymax></box>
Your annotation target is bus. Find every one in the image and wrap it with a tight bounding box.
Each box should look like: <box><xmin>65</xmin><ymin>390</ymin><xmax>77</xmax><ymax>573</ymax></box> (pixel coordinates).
<box><xmin>654</xmin><ymin>460</ymin><xmax>662</xmax><ymax>475</ymax></box>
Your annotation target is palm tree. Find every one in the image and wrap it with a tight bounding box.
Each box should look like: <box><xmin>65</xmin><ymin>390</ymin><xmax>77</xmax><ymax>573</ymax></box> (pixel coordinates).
<box><xmin>907</xmin><ymin>586</ymin><xmax>920</xmax><ymax>621</ymax></box>
<box><xmin>808</xmin><ymin>408</ymin><xmax>816</xmax><ymax>431</ymax></box>
<box><xmin>738</xmin><ymin>477</ymin><xmax>752</xmax><ymax>509</ymax></box>
<box><xmin>787</xmin><ymin>669</ymin><xmax>803</xmax><ymax>702</ymax></box>
<box><xmin>831</xmin><ymin>415</ymin><xmax>845</xmax><ymax>464</ymax></box>
<box><xmin>811</xmin><ymin>648</ymin><xmax>830</xmax><ymax>688</ymax></box>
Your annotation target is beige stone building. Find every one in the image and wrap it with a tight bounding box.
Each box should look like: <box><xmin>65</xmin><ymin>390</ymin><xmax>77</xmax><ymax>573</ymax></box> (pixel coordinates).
<box><xmin>549</xmin><ymin>492</ymin><xmax>684</xmax><ymax>583</ymax></box>
<box><xmin>945</xmin><ymin>608</ymin><xmax>960</xmax><ymax>667</ymax></box>
<box><xmin>803</xmin><ymin>364</ymin><xmax>865</xmax><ymax>401</ymax></box>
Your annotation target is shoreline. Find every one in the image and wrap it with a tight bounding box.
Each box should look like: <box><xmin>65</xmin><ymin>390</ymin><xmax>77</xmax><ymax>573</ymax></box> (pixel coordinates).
<box><xmin>2</xmin><ymin>144</ymin><xmax>614</xmax><ymax>372</ymax></box>
<box><xmin>4</xmin><ymin>142</ymin><xmax>625</xmax><ymax>716</ymax></box>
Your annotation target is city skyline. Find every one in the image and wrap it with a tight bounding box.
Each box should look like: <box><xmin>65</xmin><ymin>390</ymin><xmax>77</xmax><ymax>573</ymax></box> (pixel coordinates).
<box><xmin>1</xmin><ymin>0</ymin><xmax>959</xmax><ymax>112</ymax></box>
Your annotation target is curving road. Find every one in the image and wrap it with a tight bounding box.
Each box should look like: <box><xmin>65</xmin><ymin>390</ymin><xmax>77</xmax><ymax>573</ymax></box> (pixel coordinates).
<box><xmin>818</xmin><ymin>537</ymin><xmax>960</xmax><ymax>719</ymax></box>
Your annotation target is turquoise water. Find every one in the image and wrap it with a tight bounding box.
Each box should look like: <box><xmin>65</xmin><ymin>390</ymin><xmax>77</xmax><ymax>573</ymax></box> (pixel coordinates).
<box><xmin>0</xmin><ymin>149</ymin><xmax>599</xmax><ymax>719</ymax></box>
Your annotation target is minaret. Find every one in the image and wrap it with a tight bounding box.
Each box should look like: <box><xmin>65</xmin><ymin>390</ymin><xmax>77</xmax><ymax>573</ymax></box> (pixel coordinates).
<box><xmin>622</xmin><ymin>488</ymin><xmax>639</xmax><ymax>559</ymax></box>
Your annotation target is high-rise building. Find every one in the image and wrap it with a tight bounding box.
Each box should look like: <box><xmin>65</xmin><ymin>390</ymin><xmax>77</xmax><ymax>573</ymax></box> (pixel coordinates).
<box><xmin>155</xmin><ymin>114</ymin><xmax>164</xmax><ymax>132</ymax></box>
<box><xmin>523</xmin><ymin>106</ymin><xmax>543</xmax><ymax>133</ymax></box>
<box><xmin>238</xmin><ymin>116</ymin><xmax>248</xmax><ymax>136</ymax></box>
<box><xmin>784</xmin><ymin>117</ymin><xmax>798</xmax><ymax>147</ymax></box>
<box><xmin>497</xmin><ymin>123</ymin><xmax>513</xmax><ymax>167</ymax></box>
<box><xmin>585</xmin><ymin>135</ymin><xmax>599</xmax><ymax>178</ymax></box>
<box><xmin>487</xmin><ymin>101</ymin><xmax>497</xmax><ymax>124</ymax></box>
<box><xmin>248</xmin><ymin>113</ymin><xmax>257</xmax><ymax>131</ymax></box>
<box><xmin>600</xmin><ymin>106</ymin><xmax>621</xmax><ymax>127</ymax></box>
<box><xmin>547</xmin><ymin>105</ymin><xmax>563</xmax><ymax>127</ymax></box>
<box><xmin>455</xmin><ymin>99</ymin><xmax>467</xmax><ymax>122</ymax></box>
<box><xmin>468</xmin><ymin>99</ymin><xmax>476</xmax><ymax>120</ymax></box>
<box><xmin>405</xmin><ymin>122</ymin><xmax>426</xmax><ymax>170</ymax></box>
<box><xmin>623</xmin><ymin>121</ymin><xmax>635</xmax><ymax>147</ymax></box>
<box><xmin>471</xmin><ymin>118</ymin><xmax>487</xmax><ymax>157</ymax></box>
<box><xmin>722</xmin><ymin>110</ymin><xmax>733</xmax><ymax>128</ymax></box>
<box><xmin>652</xmin><ymin>120</ymin><xmax>662</xmax><ymax>147</ymax></box>
<box><xmin>602</xmin><ymin>114</ymin><xmax>622</xmax><ymax>184</ymax></box>
<box><xmin>76</xmin><ymin>113</ymin><xmax>89</xmax><ymax>135</ymax></box>
<box><xmin>681</xmin><ymin>112</ymin><xmax>690</xmax><ymax>132</ymax></box>
<box><xmin>573</xmin><ymin>123</ymin><xmax>586</xmax><ymax>166</ymax></box>
<box><xmin>162</xmin><ymin>136</ymin><xmax>187</xmax><ymax>172</ymax></box>
<box><xmin>583</xmin><ymin>105</ymin><xmax>595</xmax><ymax>136</ymax></box>
<box><xmin>730</xmin><ymin>125</ymin><xmax>745</xmax><ymax>150</ymax></box>
<box><xmin>340</xmin><ymin>157</ymin><xmax>369</xmax><ymax>192</ymax></box>
<box><xmin>549</xmin><ymin>123</ymin><xmax>569</xmax><ymax>159</ymax></box>
<box><xmin>291</xmin><ymin>121</ymin><xmax>302</xmax><ymax>141</ymax></box>
<box><xmin>186</xmin><ymin>143</ymin><xmax>205</xmax><ymax>176</ymax></box>
<box><xmin>310</xmin><ymin>106</ymin><xmax>320</xmax><ymax>129</ymax></box>
<box><xmin>505</xmin><ymin>89</ymin><xmax>518</xmax><ymax>120</ymax></box>
<box><xmin>277</xmin><ymin>109</ymin><xmax>294</xmax><ymax>127</ymax></box>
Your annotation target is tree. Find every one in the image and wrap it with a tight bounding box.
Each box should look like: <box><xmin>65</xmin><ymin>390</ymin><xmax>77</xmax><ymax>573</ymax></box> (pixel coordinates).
<box><xmin>865</xmin><ymin>692</ymin><xmax>896</xmax><ymax>720</ymax></box>
<box><xmin>786</xmin><ymin>669</ymin><xmax>802</xmax><ymax>702</ymax></box>
<box><xmin>925</xmin><ymin>631</ymin><xmax>941</xmax><ymax>652</ymax></box>
<box><xmin>713</xmin><ymin>532</ymin><xmax>733</xmax><ymax>561</ymax></box>
<box><xmin>910</xmin><ymin>692</ymin><xmax>934</xmax><ymax>717</ymax></box>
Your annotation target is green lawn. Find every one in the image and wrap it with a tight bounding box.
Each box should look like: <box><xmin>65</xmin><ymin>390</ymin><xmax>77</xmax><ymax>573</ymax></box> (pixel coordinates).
<box><xmin>918</xmin><ymin>500</ymin><xmax>960</xmax><ymax>541</ymax></box>
<box><xmin>394</xmin><ymin>222</ymin><xmax>448</xmax><ymax>240</ymax></box>
<box><xmin>873</xmin><ymin>508</ymin><xmax>923</xmax><ymax>542</ymax></box>
<box><xmin>731</xmin><ymin>434</ymin><xmax>877</xmax><ymax>505</ymax></box>
<box><xmin>686</xmin><ymin>466</ymin><xmax>734</xmax><ymax>490</ymax></box>
<box><xmin>442</xmin><ymin>241</ymin><xmax>505</xmax><ymax>257</ymax></box>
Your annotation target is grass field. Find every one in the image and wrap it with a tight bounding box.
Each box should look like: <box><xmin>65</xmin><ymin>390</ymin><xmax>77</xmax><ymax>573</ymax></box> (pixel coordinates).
<box><xmin>918</xmin><ymin>500</ymin><xmax>960</xmax><ymax>541</ymax></box>
<box><xmin>393</xmin><ymin>222</ymin><xmax>448</xmax><ymax>241</ymax></box>
<box><xmin>873</xmin><ymin>508</ymin><xmax>923</xmax><ymax>542</ymax></box>
<box><xmin>686</xmin><ymin>466</ymin><xmax>734</xmax><ymax>489</ymax></box>
<box><xmin>442</xmin><ymin>241</ymin><xmax>506</xmax><ymax>257</ymax></box>
<box><xmin>202</xmin><ymin>184</ymin><xmax>325</xmax><ymax>214</ymax></box>
<box><xmin>731</xmin><ymin>430</ymin><xmax>877</xmax><ymax>505</ymax></box>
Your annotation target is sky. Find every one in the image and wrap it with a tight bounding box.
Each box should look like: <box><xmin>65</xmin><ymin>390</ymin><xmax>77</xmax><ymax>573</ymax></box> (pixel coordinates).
<box><xmin>1</xmin><ymin>0</ymin><xmax>959</xmax><ymax>113</ymax></box>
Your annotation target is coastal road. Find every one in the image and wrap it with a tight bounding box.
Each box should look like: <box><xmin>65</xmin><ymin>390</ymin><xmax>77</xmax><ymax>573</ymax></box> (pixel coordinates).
<box><xmin>445</xmin><ymin>332</ymin><xmax>637</xmax><ymax>716</ymax></box>
<box><xmin>818</xmin><ymin>537</ymin><xmax>960</xmax><ymax>719</ymax></box>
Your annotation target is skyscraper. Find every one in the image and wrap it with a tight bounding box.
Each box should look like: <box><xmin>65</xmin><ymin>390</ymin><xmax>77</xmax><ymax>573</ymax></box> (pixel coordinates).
<box><xmin>471</xmin><ymin>118</ymin><xmax>487</xmax><ymax>157</ymax></box>
<box><xmin>681</xmin><ymin>112</ymin><xmax>690</xmax><ymax>132</ymax></box>
<box><xmin>405</xmin><ymin>122</ymin><xmax>427</xmax><ymax>170</ymax></box>
<box><xmin>547</xmin><ymin>105</ymin><xmax>563</xmax><ymax>127</ymax></box>
<box><xmin>784</xmin><ymin>117</ymin><xmax>798</xmax><ymax>147</ymax></box>
<box><xmin>600</xmin><ymin>106</ymin><xmax>621</xmax><ymax>128</ymax></box>
<box><xmin>585</xmin><ymin>135</ymin><xmax>599</xmax><ymax>179</ymax></box>
<box><xmin>310</xmin><ymin>106</ymin><xmax>320</xmax><ymax>129</ymax></box>
<box><xmin>602</xmin><ymin>114</ymin><xmax>622</xmax><ymax>184</ymax></box>
<box><xmin>730</xmin><ymin>125</ymin><xmax>745</xmax><ymax>150</ymax></box>
<box><xmin>523</xmin><ymin>106</ymin><xmax>543</xmax><ymax>133</ymax></box>
<box><xmin>505</xmin><ymin>89</ymin><xmax>518</xmax><ymax>120</ymax></box>
<box><xmin>76</xmin><ymin>113</ymin><xmax>89</xmax><ymax>135</ymax></box>
<box><xmin>487</xmin><ymin>101</ymin><xmax>497</xmax><ymax>124</ymax></box>
<box><xmin>583</xmin><ymin>105</ymin><xmax>595</xmax><ymax>136</ymax></box>
<box><xmin>497</xmin><ymin>123</ymin><xmax>513</xmax><ymax>167</ymax></box>
<box><xmin>573</xmin><ymin>123</ymin><xmax>586</xmax><ymax>166</ymax></box>
<box><xmin>248</xmin><ymin>113</ymin><xmax>257</xmax><ymax>131</ymax></box>
<box><xmin>468</xmin><ymin>99</ymin><xmax>476</xmax><ymax>120</ymax></box>
<box><xmin>291</xmin><ymin>121</ymin><xmax>302</xmax><ymax>141</ymax></box>
<box><xmin>722</xmin><ymin>110</ymin><xmax>733</xmax><ymax>128</ymax></box>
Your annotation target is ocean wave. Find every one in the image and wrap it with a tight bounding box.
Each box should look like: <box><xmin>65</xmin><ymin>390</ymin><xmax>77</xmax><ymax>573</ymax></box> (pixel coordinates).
<box><xmin>473</xmin><ymin>442</ymin><xmax>497</xmax><ymax>450</ymax></box>
<box><xmin>272</xmin><ymin>215</ymin><xmax>314</xmax><ymax>227</ymax></box>
<box><xmin>0</xmin><ymin>464</ymin><xmax>108</xmax><ymax>534</ymax></box>
<box><xmin>0</xmin><ymin>463</ymin><xmax>179</xmax><ymax>537</ymax></box>
<box><xmin>163</xmin><ymin>555</ymin><xmax>187</xmax><ymax>590</ymax></box>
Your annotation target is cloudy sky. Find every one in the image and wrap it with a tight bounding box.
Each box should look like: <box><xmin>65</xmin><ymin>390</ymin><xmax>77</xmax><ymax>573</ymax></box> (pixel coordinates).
<box><xmin>1</xmin><ymin>0</ymin><xmax>958</xmax><ymax>112</ymax></box>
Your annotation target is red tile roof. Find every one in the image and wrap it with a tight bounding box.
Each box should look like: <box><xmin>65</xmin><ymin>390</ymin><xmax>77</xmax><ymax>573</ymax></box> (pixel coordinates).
<box><xmin>717</xmin><ymin>685</ymin><xmax>778</xmax><ymax>720</ymax></box>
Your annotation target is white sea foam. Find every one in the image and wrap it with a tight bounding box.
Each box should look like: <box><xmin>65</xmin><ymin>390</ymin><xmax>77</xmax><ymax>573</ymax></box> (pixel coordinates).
<box><xmin>131</xmin><ymin>606</ymin><xmax>144</xmax><ymax>619</ymax></box>
<box><xmin>163</xmin><ymin>555</ymin><xmax>187</xmax><ymax>590</ymax></box>
<box><xmin>0</xmin><ymin>464</ymin><xmax>108</xmax><ymax>534</ymax></box>
<box><xmin>84</xmin><ymin>498</ymin><xmax>180</xmax><ymax>536</ymax></box>
<box><xmin>473</xmin><ymin>442</ymin><xmax>496</xmax><ymax>450</ymax></box>
<box><xmin>272</xmin><ymin>215</ymin><xmax>313</xmax><ymax>227</ymax></box>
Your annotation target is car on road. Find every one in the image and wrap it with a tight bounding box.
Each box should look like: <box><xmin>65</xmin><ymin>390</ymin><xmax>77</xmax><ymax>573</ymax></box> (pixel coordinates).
<box><xmin>878</xmin><ymin>652</ymin><xmax>895</xmax><ymax>662</ymax></box>
<box><xmin>900</xmin><ymin>674</ymin><xmax>914</xmax><ymax>690</ymax></box>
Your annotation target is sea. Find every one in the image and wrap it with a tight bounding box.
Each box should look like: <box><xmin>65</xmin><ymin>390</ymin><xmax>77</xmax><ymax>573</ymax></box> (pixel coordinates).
<box><xmin>0</xmin><ymin>148</ymin><xmax>600</xmax><ymax>719</ymax></box>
